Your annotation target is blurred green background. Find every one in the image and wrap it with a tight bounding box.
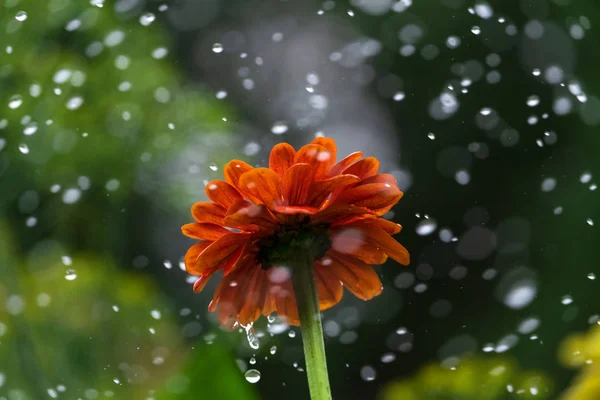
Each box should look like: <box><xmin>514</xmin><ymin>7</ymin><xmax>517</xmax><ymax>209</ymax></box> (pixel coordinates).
<box><xmin>1</xmin><ymin>0</ymin><xmax>599</xmax><ymax>399</ymax></box>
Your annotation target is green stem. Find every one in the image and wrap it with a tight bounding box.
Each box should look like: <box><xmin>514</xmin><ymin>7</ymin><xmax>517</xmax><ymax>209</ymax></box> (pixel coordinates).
<box><xmin>291</xmin><ymin>249</ymin><xmax>333</xmax><ymax>400</ymax></box>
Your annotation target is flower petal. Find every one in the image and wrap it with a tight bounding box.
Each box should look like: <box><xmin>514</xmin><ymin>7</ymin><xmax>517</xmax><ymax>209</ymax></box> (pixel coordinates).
<box><xmin>237</xmin><ymin>265</ymin><xmax>268</xmax><ymax>326</ymax></box>
<box><xmin>205</xmin><ymin>180</ymin><xmax>243</xmax><ymax>209</ymax></box>
<box><xmin>294</xmin><ymin>144</ymin><xmax>335</xmax><ymax>180</ymax></box>
<box><xmin>335</xmin><ymin>226</ymin><xmax>409</xmax><ymax>266</ymax></box>
<box><xmin>329</xmin><ymin>230</ymin><xmax>388</xmax><ymax>264</ymax></box>
<box><xmin>269</xmin><ymin>142</ymin><xmax>296</xmax><ymax>177</ymax></box>
<box><xmin>193</xmin><ymin>274</ymin><xmax>213</xmax><ymax>293</ymax></box>
<box><xmin>307</xmin><ymin>174</ymin><xmax>360</xmax><ymax>207</ymax></box>
<box><xmin>312</xmin><ymin>137</ymin><xmax>337</xmax><ymax>163</ymax></box>
<box><xmin>224</xmin><ymin>160</ymin><xmax>254</xmax><ymax>192</ymax></box>
<box><xmin>273</xmin><ymin>205</ymin><xmax>320</xmax><ymax>215</ymax></box>
<box><xmin>342</xmin><ymin>157</ymin><xmax>380</xmax><ymax>180</ymax></box>
<box><xmin>273</xmin><ymin>280</ymin><xmax>299</xmax><ymax>325</ymax></box>
<box><xmin>334</xmin><ymin>183</ymin><xmax>402</xmax><ymax>215</ymax></box>
<box><xmin>225</xmin><ymin>201</ymin><xmax>277</xmax><ymax>231</ymax></box>
<box><xmin>328</xmin><ymin>151</ymin><xmax>363</xmax><ymax>177</ymax></box>
<box><xmin>197</xmin><ymin>233</ymin><xmax>252</xmax><ymax>271</ymax></box>
<box><xmin>282</xmin><ymin>163</ymin><xmax>313</xmax><ymax>205</ymax></box>
<box><xmin>238</xmin><ymin>167</ymin><xmax>282</xmax><ymax>208</ymax></box>
<box><xmin>314</xmin><ymin>261</ymin><xmax>343</xmax><ymax>309</ymax></box>
<box><xmin>358</xmin><ymin>218</ymin><xmax>403</xmax><ymax>235</ymax></box>
<box><xmin>184</xmin><ymin>242</ymin><xmax>211</xmax><ymax>275</ymax></box>
<box><xmin>327</xmin><ymin>251</ymin><xmax>382</xmax><ymax>300</ymax></box>
<box><xmin>311</xmin><ymin>204</ymin><xmax>374</xmax><ymax>225</ymax></box>
<box><xmin>181</xmin><ymin>223</ymin><xmax>231</xmax><ymax>240</ymax></box>
<box><xmin>191</xmin><ymin>202</ymin><xmax>226</xmax><ymax>225</ymax></box>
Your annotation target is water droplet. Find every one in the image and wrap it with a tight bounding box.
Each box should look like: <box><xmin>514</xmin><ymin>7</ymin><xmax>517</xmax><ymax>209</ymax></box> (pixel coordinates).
<box><xmin>471</xmin><ymin>26</ymin><xmax>481</xmax><ymax>35</ymax></box>
<box><xmin>380</xmin><ymin>353</ymin><xmax>396</xmax><ymax>363</ymax></box>
<box><xmin>249</xmin><ymin>357</ymin><xmax>256</xmax><ymax>365</ymax></box>
<box><xmin>271</xmin><ymin>122</ymin><xmax>289</xmax><ymax>135</ymax></box>
<box><xmin>526</xmin><ymin>95</ymin><xmax>540</xmax><ymax>107</ymax></box>
<box><xmin>151</xmin><ymin>309</ymin><xmax>162</xmax><ymax>320</ymax></box>
<box><xmin>587</xmin><ymin>218</ymin><xmax>594</xmax><ymax>226</ymax></box>
<box><xmin>62</xmin><ymin>188</ymin><xmax>82</xmax><ymax>204</ymax></box>
<box><xmin>209</xmin><ymin>163</ymin><xmax>218</xmax><ymax>172</ymax></box>
<box><xmin>163</xmin><ymin>260</ymin><xmax>172</xmax><ymax>269</ymax></box>
<box><xmin>62</xmin><ymin>255</ymin><xmax>73</xmax><ymax>266</ymax></box>
<box><xmin>587</xmin><ymin>273</ymin><xmax>596</xmax><ymax>280</ymax></box>
<box><xmin>9</xmin><ymin>95</ymin><xmax>23</xmax><ymax>109</ymax></box>
<box><xmin>18</xmin><ymin>143</ymin><xmax>29</xmax><ymax>154</ymax></box>
<box><xmin>416</xmin><ymin>219</ymin><xmax>437</xmax><ymax>236</ymax></box>
<box><xmin>393</xmin><ymin>92</ymin><xmax>405</xmax><ymax>101</ymax></box>
<box><xmin>245</xmin><ymin>325</ymin><xmax>260</xmax><ymax>350</ymax></box>
<box><xmin>580</xmin><ymin>172</ymin><xmax>592</xmax><ymax>184</ymax></box>
<box><xmin>112</xmin><ymin>305</ymin><xmax>119</xmax><ymax>312</ymax></box>
<box><xmin>66</xmin><ymin>96</ymin><xmax>84</xmax><ymax>110</ymax></box>
<box><xmin>288</xmin><ymin>330</ymin><xmax>296</xmax><ymax>338</ymax></box>
<box><xmin>65</xmin><ymin>269</ymin><xmax>77</xmax><ymax>281</ymax></box>
<box><xmin>244</xmin><ymin>369</ymin><xmax>261</xmax><ymax>383</ymax></box>
<box><xmin>23</xmin><ymin>123</ymin><xmax>38</xmax><ymax>136</ymax></box>
<box><xmin>427</xmin><ymin>132</ymin><xmax>435</xmax><ymax>140</ymax></box>
<box><xmin>561</xmin><ymin>295</ymin><xmax>573</xmax><ymax>305</ymax></box>
<box><xmin>360</xmin><ymin>365</ymin><xmax>376</xmax><ymax>381</ymax></box>
<box><xmin>139</xmin><ymin>13</ymin><xmax>156</xmax><ymax>26</ymax></box>
<box><xmin>270</xmin><ymin>346</ymin><xmax>277</xmax><ymax>355</ymax></box>
<box><xmin>152</xmin><ymin>47</ymin><xmax>168</xmax><ymax>59</ymax></box>
<box><xmin>15</xmin><ymin>11</ymin><xmax>27</xmax><ymax>21</ymax></box>
<box><xmin>212</xmin><ymin>43</ymin><xmax>224</xmax><ymax>53</ymax></box>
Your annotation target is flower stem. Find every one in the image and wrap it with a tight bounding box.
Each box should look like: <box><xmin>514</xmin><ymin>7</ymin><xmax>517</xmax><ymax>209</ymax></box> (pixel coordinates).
<box><xmin>291</xmin><ymin>249</ymin><xmax>333</xmax><ymax>400</ymax></box>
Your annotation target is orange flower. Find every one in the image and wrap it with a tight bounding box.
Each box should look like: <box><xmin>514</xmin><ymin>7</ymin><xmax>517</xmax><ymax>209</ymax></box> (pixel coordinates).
<box><xmin>182</xmin><ymin>137</ymin><xmax>409</xmax><ymax>327</ymax></box>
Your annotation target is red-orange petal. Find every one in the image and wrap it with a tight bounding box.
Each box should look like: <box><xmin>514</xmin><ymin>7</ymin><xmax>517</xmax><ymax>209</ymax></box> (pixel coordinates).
<box><xmin>282</xmin><ymin>163</ymin><xmax>313</xmax><ymax>205</ymax></box>
<box><xmin>342</xmin><ymin>157</ymin><xmax>380</xmax><ymax>180</ymax></box>
<box><xmin>184</xmin><ymin>242</ymin><xmax>212</xmax><ymax>275</ymax></box>
<box><xmin>307</xmin><ymin>174</ymin><xmax>360</xmax><ymax>208</ymax></box>
<box><xmin>181</xmin><ymin>223</ymin><xmax>231</xmax><ymax>241</ymax></box>
<box><xmin>269</xmin><ymin>142</ymin><xmax>296</xmax><ymax>177</ymax></box>
<box><xmin>314</xmin><ymin>261</ymin><xmax>343</xmax><ymax>309</ymax></box>
<box><xmin>224</xmin><ymin>160</ymin><xmax>254</xmax><ymax>192</ymax></box>
<box><xmin>294</xmin><ymin>144</ymin><xmax>335</xmax><ymax>180</ymax></box>
<box><xmin>238</xmin><ymin>167</ymin><xmax>282</xmax><ymax>208</ymax></box>
<box><xmin>334</xmin><ymin>183</ymin><xmax>402</xmax><ymax>215</ymax></box>
<box><xmin>197</xmin><ymin>233</ymin><xmax>252</xmax><ymax>271</ymax></box>
<box><xmin>311</xmin><ymin>137</ymin><xmax>337</xmax><ymax>163</ymax></box>
<box><xmin>354</xmin><ymin>228</ymin><xmax>410</xmax><ymax>265</ymax></box>
<box><xmin>311</xmin><ymin>204</ymin><xmax>374</xmax><ymax>225</ymax></box>
<box><xmin>327</xmin><ymin>251</ymin><xmax>383</xmax><ymax>300</ymax></box>
<box><xmin>273</xmin><ymin>281</ymin><xmax>299</xmax><ymax>325</ymax></box>
<box><xmin>224</xmin><ymin>201</ymin><xmax>277</xmax><ymax>232</ymax></box>
<box><xmin>329</xmin><ymin>233</ymin><xmax>388</xmax><ymax>264</ymax></box>
<box><xmin>193</xmin><ymin>274</ymin><xmax>212</xmax><ymax>293</ymax></box>
<box><xmin>273</xmin><ymin>205</ymin><xmax>320</xmax><ymax>215</ymax></box>
<box><xmin>237</xmin><ymin>266</ymin><xmax>268</xmax><ymax>326</ymax></box>
<box><xmin>191</xmin><ymin>202</ymin><xmax>226</xmax><ymax>225</ymax></box>
<box><xmin>357</xmin><ymin>218</ymin><xmax>403</xmax><ymax>235</ymax></box>
<box><xmin>205</xmin><ymin>180</ymin><xmax>243</xmax><ymax>209</ymax></box>
<box><xmin>328</xmin><ymin>151</ymin><xmax>363</xmax><ymax>177</ymax></box>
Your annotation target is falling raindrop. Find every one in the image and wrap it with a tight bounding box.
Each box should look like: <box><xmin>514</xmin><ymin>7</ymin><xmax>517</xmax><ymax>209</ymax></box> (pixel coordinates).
<box><xmin>18</xmin><ymin>143</ymin><xmax>30</xmax><ymax>154</ymax></box>
<box><xmin>139</xmin><ymin>13</ymin><xmax>156</xmax><ymax>26</ymax></box>
<box><xmin>9</xmin><ymin>95</ymin><xmax>23</xmax><ymax>109</ymax></box>
<box><xmin>561</xmin><ymin>295</ymin><xmax>573</xmax><ymax>305</ymax></box>
<box><xmin>270</xmin><ymin>346</ymin><xmax>277</xmax><ymax>355</ymax></box>
<box><xmin>587</xmin><ymin>273</ymin><xmax>596</xmax><ymax>280</ymax></box>
<box><xmin>65</xmin><ymin>269</ymin><xmax>77</xmax><ymax>281</ymax></box>
<box><xmin>271</xmin><ymin>122</ymin><xmax>289</xmax><ymax>135</ymax></box>
<box><xmin>415</xmin><ymin>219</ymin><xmax>437</xmax><ymax>236</ymax></box>
<box><xmin>212</xmin><ymin>43</ymin><xmax>224</xmax><ymax>53</ymax></box>
<box><xmin>471</xmin><ymin>26</ymin><xmax>481</xmax><ymax>35</ymax></box>
<box><xmin>244</xmin><ymin>369</ymin><xmax>261</xmax><ymax>383</ymax></box>
<box><xmin>15</xmin><ymin>11</ymin><xmax>28</xmax><ymax>21</ymax></box>
<box><xmin>245</xmin><ymin>325</ymin><xmax>260</xmax><ymax>350</ymax></box>
<box><xmin>209</xmin><ymin>163</ymin><xmax>218</xmax><ymax>172</ymax></box>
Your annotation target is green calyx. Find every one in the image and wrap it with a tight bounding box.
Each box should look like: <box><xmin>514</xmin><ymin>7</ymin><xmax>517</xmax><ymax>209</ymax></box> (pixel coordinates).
<box><xmin>257</xmin><ymin>224</ymin><xmax>330</xmax><ymax>270</ymax></box>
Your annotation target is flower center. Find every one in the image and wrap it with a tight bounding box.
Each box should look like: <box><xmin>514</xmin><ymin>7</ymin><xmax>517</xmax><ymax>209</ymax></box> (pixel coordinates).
<box><xmin>257</xmin><ymin>220</ymin><xmax>331</xmax><ymax>270</ymax></box>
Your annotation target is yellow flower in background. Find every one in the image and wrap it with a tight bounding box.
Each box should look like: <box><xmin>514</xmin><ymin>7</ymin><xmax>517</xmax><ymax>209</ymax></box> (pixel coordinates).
<box><xmin>559</xmin><ymin>324</ymin><xmax>600</xmax><ymax>400</ymax></box>
<box><xmin>379</xmin><ymin>356</ymin><xmax>551</xmax><ymax>400</ymax></box>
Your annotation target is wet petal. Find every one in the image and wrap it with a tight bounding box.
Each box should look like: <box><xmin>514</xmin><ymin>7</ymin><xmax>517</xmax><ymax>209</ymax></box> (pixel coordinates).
<box><xmin>334</xmin><ymin>183</ymin><xmax>402</xmax><ymax>215</ymax></box>
<box><xmin>181</xmin><ymin>223</ymin><xmax>231</xmax><ymax>240</ymax></box>
<box><xmin>239</xmin><ymin>168</ymin><xmax>282</xmax><ymax>208</ymax></box>
<box><xmin>193</xmin><ymin>274</ymin><xmax>213</xmax><ymax>293</ymax></box>
<box><xmin>197</xmin><ymin>233</ymin><xmax>252</xmax><ymax>271</ymax></box>
<box><xmin>273</xmin><ymin>205</ymin><xmax>320</xmax><ymax>215</ymax></box>
<box><xmin>311</xmin><ymin>204</ymin><xmax>374</xmax><ymax>225</ymax></box>
<box><xmin>358</xmin><ymin>218</ymin><xmax>403</xmax><ymax>235</ymax></box>
<box><xmin>328</xmin><ymin>151</ymin><xmax>363</xmax><ymax>177</ymax></box>
<box><xmin>205</xmin><ymin>180</ymin><xmax>243</xmax><ymax>209</ymax></box>
<box><xmin>225</xmin><ymin>201</ymin><xmax>277</xmax><ymax>231</ymax></box>
<box><xmin>311</xmin><ymin>137</ymin><xmax>337</xmax><ymax>163</ymax></box>
<box><xmin>352</xmin><ymin>228</ymin><xmax>410</xmax><ymax>265</ymax></box>
<box><xmin>269</xmin><ymin>142</ymin><xmax>296</xmax><ymax>177</ymax></box>
<box><xmin>307</xmin><ymin>174</ymin><xmax>360</xmax><ymax>207</ymax></box>
<box><xmin>342</xmin><ymin>157</ymin><xmax>380</xmax><ymax>180</ymax></box>
<box><xmin>237</xmin><ymin>265</ymin><xmax>268</xmax><ymax>326</ymax></box>
<box><xmin>327</xmin><ymin>251</ymin><xmax>382</xmax><ymax>300</ymax></box>
<box><xmin>224</xmin><ymin>160</ymin><xmax>254</xmax><ymax>192</ymax></box>
<box><xmin>294</xmin><ymin>144</ymin><xmax>335</xmax><ymax>180</ymax></box>
<box><xmin>191</xmin><ymin>202</ymin><xmax>226</xmax><ymax>225</ymax></box>
<box><xmin>184</xmin><ymin>242</ymin><xmax>211</xmax><ymax>275</ymax></box>
<box><xmin>329</xmin><ymin>231</ymin><xmax>388</xmax><ymax>264</ymax></box>
<box><xmin>272</xmin><ymin>280</ymin><xmax>299</xmax><ymax>325</ymax></box>
<box><xmin>315</xmin><ymin>262</ymin><xmax>343</xmax><ymax>309</ymax></box>
<box><xmin>282</xmin><ymin>163</ymin><xmax>313</xmax><ymax>205</ymax></box>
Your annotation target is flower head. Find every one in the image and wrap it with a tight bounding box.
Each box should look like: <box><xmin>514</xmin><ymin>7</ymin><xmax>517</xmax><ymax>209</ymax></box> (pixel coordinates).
<box><xmin>182</xmin><ymin>137</ymin><xmax>409</xmax><ymax>327</ymax></box>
